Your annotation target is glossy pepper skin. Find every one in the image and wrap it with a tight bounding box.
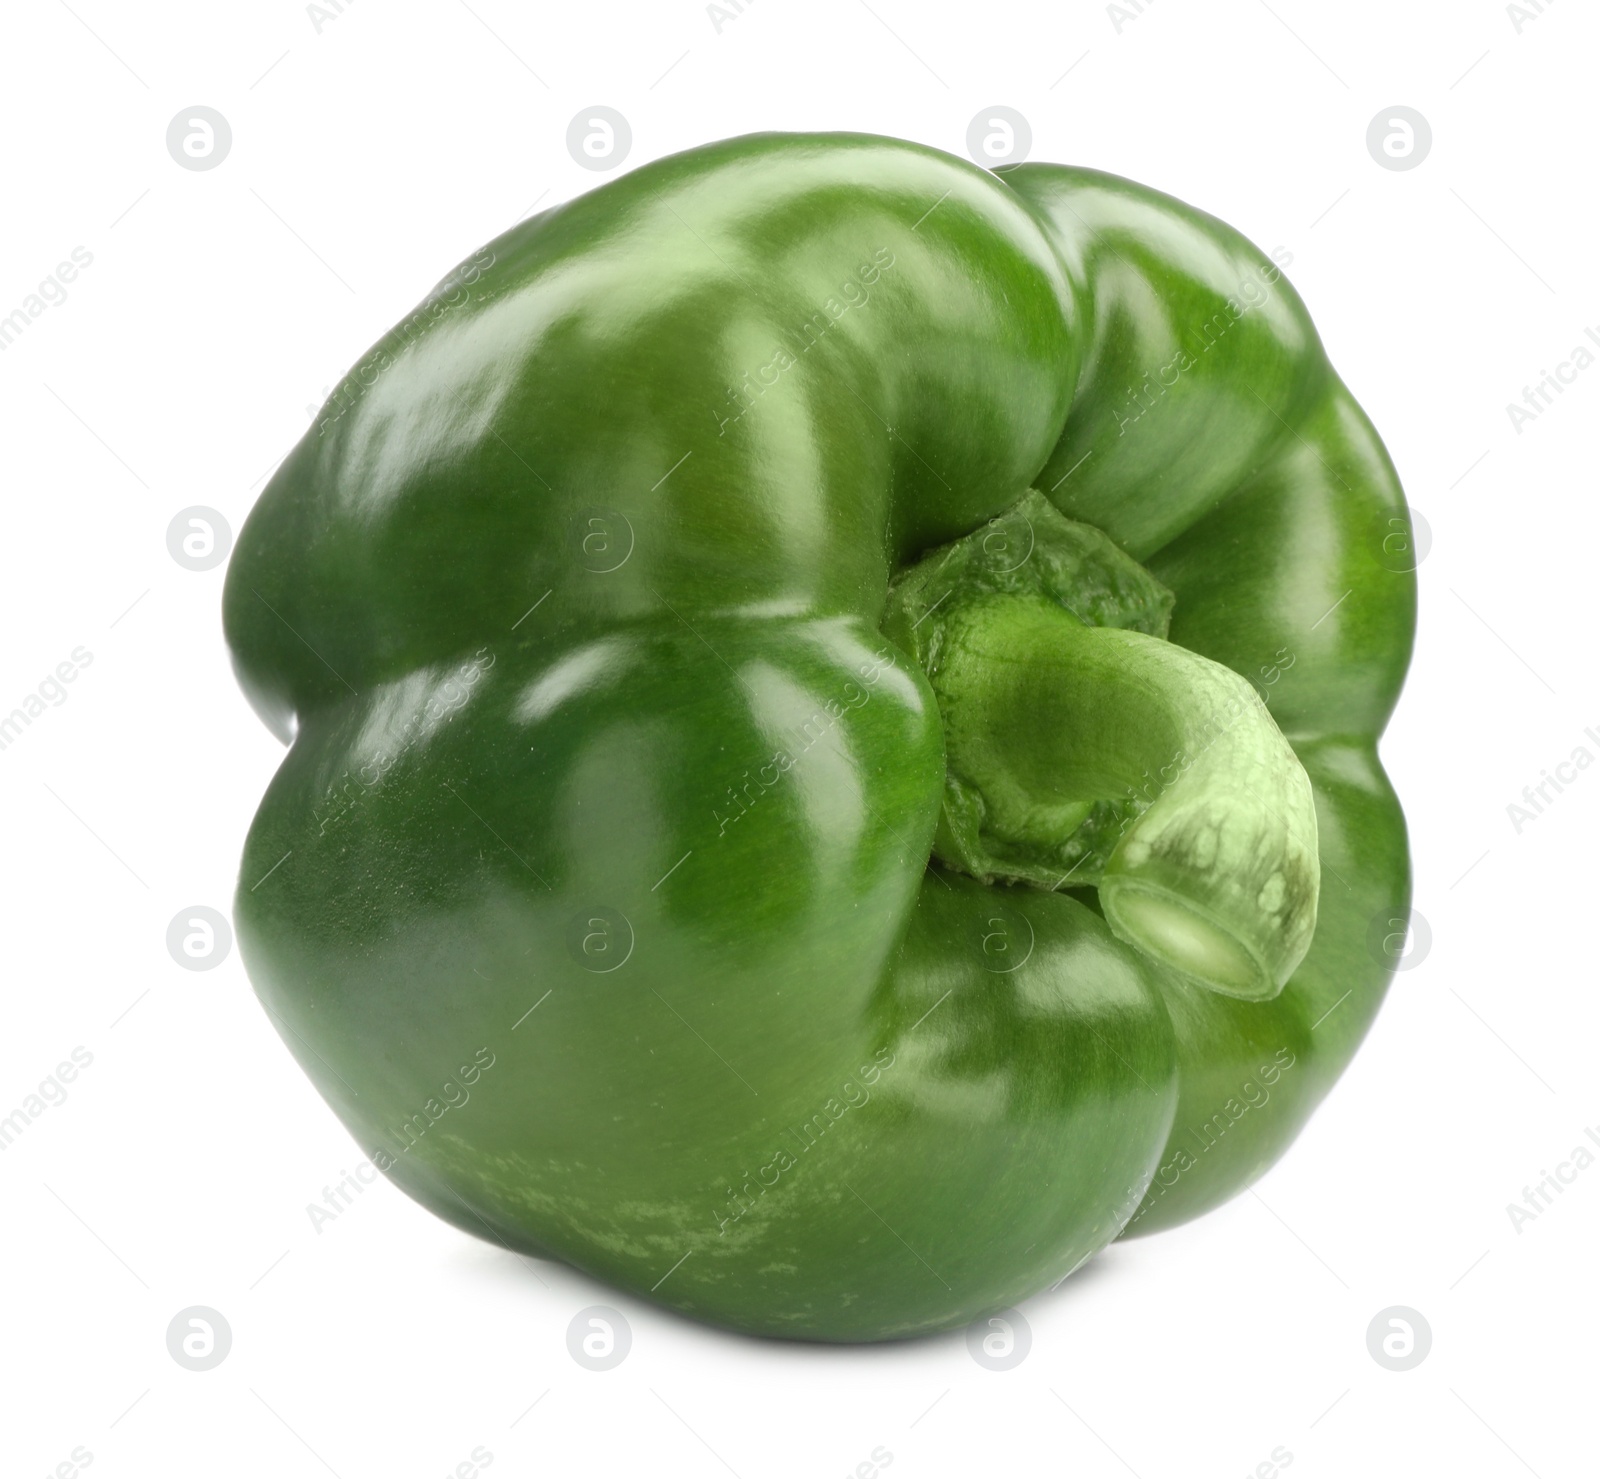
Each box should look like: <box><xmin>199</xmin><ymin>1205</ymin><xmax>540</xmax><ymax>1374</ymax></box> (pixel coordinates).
<box><xmin>224</xmin><ymin>132</ymin><xmax>1414</xmax><ymax>1341</ymax></box>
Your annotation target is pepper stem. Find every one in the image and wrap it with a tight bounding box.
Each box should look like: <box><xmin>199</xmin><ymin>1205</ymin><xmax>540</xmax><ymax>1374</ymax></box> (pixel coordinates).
<box><xmin>882</xmin><ymin>490</ymin><xmax>1318</xmax><ymax>1000</ymax></box>
<box><xmin>931</xmin><ymin>596</ymin><xmax>1318</xmax><ymax>998</ymax></box>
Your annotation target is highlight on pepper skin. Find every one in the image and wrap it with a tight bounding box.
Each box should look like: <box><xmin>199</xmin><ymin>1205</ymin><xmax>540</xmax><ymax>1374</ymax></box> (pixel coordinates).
<box><xmin>224</xmin><ymin>130</ymin><xmax>1414</xmax><ymax>1342</ymax></box>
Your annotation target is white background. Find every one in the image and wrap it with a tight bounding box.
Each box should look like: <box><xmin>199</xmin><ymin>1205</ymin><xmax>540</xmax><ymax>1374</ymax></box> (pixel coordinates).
<box><xmin>1</xmin><ymin>1</ymin><xmax>1595</xmax><ymax>1475</ymax></box>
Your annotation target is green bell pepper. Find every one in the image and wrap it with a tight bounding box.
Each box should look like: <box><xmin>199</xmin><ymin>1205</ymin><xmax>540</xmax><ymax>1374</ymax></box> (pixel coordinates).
<box><xmin>225</xmin><ymin>131</ymin><xmax>1414</xmax><ymax>1342</ymax></box>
